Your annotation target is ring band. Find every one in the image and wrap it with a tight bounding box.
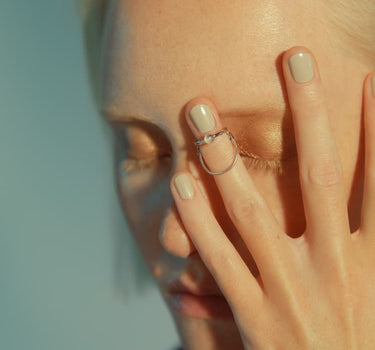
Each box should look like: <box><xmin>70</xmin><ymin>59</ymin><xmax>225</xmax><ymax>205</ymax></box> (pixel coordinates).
<box><xmin>194</xmin><ymin>127</ymin><xmax>238</xmax><ymax>175</ymax></box>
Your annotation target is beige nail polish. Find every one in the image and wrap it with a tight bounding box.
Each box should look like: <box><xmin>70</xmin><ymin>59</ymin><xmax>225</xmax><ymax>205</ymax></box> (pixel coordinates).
<box><xmin>372</xmin><ymin>75</ymin><xmax>375</xmax><ymax>97</ymax></box>
<box><xmin>288</xmin><ymin>52</ymin><xmax>314</xmax><ymax>83</ymax></box>
<box><xmin>189</xmin><ymin>104</ymin><xmax>215</xmax><ymax>133</ymax></box>
<box><xmin>174</xmin><ymin>174</ymin><xmax>194</xmax><ymax>199</ymax></box>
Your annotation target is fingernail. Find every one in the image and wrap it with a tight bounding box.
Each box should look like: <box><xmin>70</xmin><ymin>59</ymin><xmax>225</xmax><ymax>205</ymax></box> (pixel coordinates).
<box><xmin>189</xmin><ymin>104</ymin><xmax>215</xmax><ymax>133</ymax></box>
<box><xmin>288</xmin><ymin>52</ymin><xmax>314</xmax><ymax>83</ymax></box>
<box><xmin>372</xmin><ymin>75</ymin><xmax>375</xmax><ymax>97</ymax></box>
<box><xmin>174</xmin><ymin>174</ymin><xmax>194</xmax><ymax>199</ymax></box>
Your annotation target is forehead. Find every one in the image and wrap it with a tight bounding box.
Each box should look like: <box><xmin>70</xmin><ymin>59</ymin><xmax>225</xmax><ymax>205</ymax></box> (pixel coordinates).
<box><xmin>101</xmin><ymin>0</ymin><xmax>329</xmax><ymax>123</ymax></box>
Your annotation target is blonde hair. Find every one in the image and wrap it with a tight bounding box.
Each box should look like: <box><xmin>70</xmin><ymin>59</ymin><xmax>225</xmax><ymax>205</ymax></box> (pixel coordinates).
<box><xmin>75</xmin><ymin>0</ymin><xmax>110</xmax><ymax>110</ymax></box>
<box><xmin>75</xmin><ymin>0</ymin><xmax>156</xmax><ymax>296</ymax></box>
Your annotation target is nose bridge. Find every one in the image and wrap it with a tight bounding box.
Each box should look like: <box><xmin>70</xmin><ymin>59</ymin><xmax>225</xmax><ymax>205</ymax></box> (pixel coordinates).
<box><xmin>161</xmin><ymin>148</ymin><xmax>242</xmax><ymax>256</ymax></box>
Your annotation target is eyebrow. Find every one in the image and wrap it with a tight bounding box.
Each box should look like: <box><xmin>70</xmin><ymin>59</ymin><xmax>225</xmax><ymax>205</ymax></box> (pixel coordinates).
<box><xmin>101</xmin><ymin>105</ymin><xmax>288</xmax><ymax>124</ymax></box>
<box><xmin>101</xmin><ymin>109</ymin><xmax>161</xmax><ymax>125</ymax></box>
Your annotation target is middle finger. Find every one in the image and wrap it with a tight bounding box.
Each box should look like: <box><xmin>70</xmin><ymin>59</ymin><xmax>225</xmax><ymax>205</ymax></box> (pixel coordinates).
<box><xmin>282</xmin><ymin>46</ymin><xmax>351</xmax><ymax>248</ymax></box>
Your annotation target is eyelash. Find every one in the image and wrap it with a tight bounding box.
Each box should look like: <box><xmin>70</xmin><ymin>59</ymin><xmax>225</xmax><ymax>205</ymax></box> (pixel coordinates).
<box><xmin>242</xmin><ymin>157</ymin><xmax>283</xmax><ymax>175</ymax></box>
<box><xmin>121</xmin><ymin>153</ymin><xmax>283</xmax><ymax>175</ymax></box>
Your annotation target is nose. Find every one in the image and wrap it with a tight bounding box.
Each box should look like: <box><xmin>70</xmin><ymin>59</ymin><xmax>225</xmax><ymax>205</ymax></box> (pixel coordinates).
<box><xmin>159</xmin><ymin>206</ymin><xmax>197</xmax><ymax>258</ymax></box>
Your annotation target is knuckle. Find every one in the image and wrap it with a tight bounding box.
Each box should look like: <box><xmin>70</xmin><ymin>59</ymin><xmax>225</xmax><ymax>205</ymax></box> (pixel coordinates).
<box><xmin>202</xmin><ymin>136</ymin><xmax>236</xmax><ymax>172</ymax></box>
<box><xmin>305</xmin><ymin>160</ymin><xmax>343</xmax><ymax>187</ymax></box>
<box><xmin>293</xmin><ymin>90</ymin><xmax>325</xmax><ymax>114</ymax></box>
<box><xmin>366</xmin><ymin>164</ymin><xmax>375</xmax><ymax>186</ymax></box>
<box><xmin>305</xmin><ymin>89</ymin><xmax>325</xmax><ymax>106</ymax></box>
<box><xmin>205</xmin><ymin>245</ymin><xmax>237</xmax><ymax>278</ymax></box>
<box><xmin>226</xmin><ymin>195</ymin><xmax>264</xmax><ymax>225</ymax></box>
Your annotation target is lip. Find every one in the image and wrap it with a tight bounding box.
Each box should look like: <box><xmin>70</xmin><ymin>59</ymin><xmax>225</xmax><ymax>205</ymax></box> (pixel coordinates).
<box><xmin>166</xmin><ymin>291</ymin><xmax>234</xmax><ymax>319</ymax></box>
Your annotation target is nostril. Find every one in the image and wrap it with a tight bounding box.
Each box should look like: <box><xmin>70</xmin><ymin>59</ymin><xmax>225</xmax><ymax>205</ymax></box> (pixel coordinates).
<box><xmin>158</xmin><ymin>208</ymin><xmax>196</xmax><ymax>258</ymax></box>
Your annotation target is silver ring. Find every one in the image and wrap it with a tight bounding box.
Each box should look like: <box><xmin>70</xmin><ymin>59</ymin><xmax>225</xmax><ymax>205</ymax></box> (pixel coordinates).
<box><xmin>194</xmin><ymin>127</ymin><xmax>238</xmax><ymax>175</ymax></box>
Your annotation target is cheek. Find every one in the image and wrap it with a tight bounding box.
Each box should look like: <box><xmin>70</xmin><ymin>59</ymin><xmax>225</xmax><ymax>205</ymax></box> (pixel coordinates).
<box><xmin>116</xmin><ymin>165</ymin><xmax>173</xmax><ymax>268</ymax></box>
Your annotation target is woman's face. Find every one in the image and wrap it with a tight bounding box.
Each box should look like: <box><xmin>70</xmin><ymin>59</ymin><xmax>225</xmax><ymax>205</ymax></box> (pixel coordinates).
<box><xmin>100</xmin><ymin>1</ymin><xmax>372</xmax><ymax>348</ymax></box>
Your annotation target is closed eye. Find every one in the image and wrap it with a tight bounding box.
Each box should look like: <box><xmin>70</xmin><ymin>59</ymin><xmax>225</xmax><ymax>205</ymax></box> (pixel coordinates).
<box><xmin>242</xmin><ymin>156</ymin><xmax>283</xmax><ymax>175</ymax></box>
<box><xmin>121</xmin><ymin>153</ymin><xmax>286</xmax><ymax>175</ymax></box>
<box><xmin>121</xmin><ymin>154</ymin><xmax>173</xmax><ymax>174</ymax></box>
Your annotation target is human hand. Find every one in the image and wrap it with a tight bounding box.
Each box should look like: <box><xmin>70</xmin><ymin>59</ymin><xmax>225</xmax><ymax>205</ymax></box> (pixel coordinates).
<box><xmin>170</xmin><ymin>46</ymin><xmax>375</xmax><ymax>349</ymax></box>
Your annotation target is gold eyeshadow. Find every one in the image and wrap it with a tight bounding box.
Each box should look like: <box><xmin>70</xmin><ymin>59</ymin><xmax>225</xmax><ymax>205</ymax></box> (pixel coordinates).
<box><xmin>111</xmin><ymin>112</ymin><xmax>297</xmax><ymax>176</ymax></box>
<box><xmin>222</xmin><ymin>113</ymin><xmax>297</xmax><ymax>162</ymax></box>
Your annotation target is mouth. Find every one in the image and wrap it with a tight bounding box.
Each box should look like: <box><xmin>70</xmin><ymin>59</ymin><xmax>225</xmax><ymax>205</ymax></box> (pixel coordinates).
<box><xmin>166</xmin><ymin>291</ymin><xmax>234</xmax><ymax>320</ymax></box>
<box><xmin>165</xmin><ymin>285</ymin><xmax>234</xmax><ymax>320</ymax></box>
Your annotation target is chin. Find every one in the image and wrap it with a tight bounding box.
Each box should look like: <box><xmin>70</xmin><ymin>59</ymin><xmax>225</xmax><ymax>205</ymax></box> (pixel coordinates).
<box><xmin>170</xmin><ymin>311</ymin><xmax>244</xmax><ymax>350</ymax></box>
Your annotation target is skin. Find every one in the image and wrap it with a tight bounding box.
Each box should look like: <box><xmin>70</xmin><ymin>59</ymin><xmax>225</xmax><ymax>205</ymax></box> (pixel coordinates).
<box><xmin>98</xmin><ymin>0</ymin><xmax>375</xmax><ymax>348</ymax></box>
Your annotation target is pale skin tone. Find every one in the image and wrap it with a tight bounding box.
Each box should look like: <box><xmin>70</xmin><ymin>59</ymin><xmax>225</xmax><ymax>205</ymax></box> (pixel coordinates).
<box><xmin>99</xmin><ymin>1</ymin><xmax>375</xmax><ymax>349</ymax></box>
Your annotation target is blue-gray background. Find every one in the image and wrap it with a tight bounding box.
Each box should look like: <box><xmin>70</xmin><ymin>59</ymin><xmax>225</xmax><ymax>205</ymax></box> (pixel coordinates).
<box><xmin>0</xmin><ymin>1</ymin><xmax>179</xmax><ymax>349</ymax></box>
